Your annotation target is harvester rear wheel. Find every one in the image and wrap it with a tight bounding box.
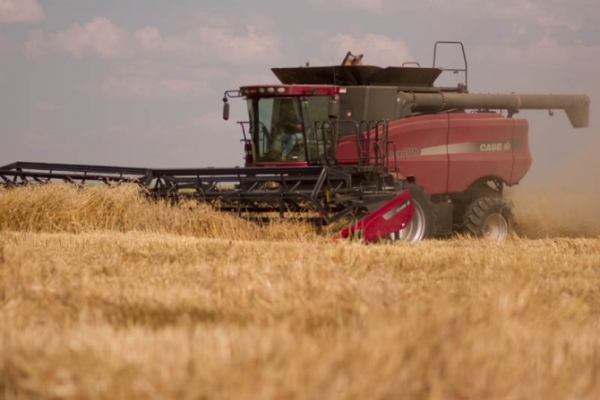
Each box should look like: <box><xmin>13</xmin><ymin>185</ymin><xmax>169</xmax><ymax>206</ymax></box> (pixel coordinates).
<box><xmin>461</xmin><ymin>197</ymin><xmax>513</xmax><ymax>241</ymax></box>
<box><xmin>388</xmin><ymin>183</ymin><xmax>436</xmax><ymax>242</ymax></box>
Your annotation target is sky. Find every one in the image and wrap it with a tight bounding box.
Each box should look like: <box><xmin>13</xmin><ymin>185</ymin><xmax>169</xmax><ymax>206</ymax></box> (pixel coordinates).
<box><xmin>0</xmin><ymin>0</ymin><xmax>598</xmax><ymax>189</ymax></box>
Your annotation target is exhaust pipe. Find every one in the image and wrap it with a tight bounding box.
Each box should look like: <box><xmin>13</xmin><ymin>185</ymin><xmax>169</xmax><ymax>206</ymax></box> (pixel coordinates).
<box><xmin>405</xmin><ymin>93</ymin><xmax>590</xmax><ymax>128</ymax></box>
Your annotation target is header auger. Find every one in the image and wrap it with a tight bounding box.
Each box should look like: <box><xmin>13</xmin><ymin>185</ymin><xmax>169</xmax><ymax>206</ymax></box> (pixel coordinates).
<box><xmin>1</xmin><ymin>42</ymin><xmax>590</xmax><ymax>242</ymax></box>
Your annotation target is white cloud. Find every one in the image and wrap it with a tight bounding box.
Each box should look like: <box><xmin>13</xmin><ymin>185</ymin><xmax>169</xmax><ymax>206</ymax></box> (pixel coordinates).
<box><xmin>195</xmin><ymin>26</ymin><xmax>281</xmax><ymax>64</ymax></box>
<box><xmin>29</xmin><ymin>16</ymin><xmax>282</xmax><ymax>66</ymax></box>
<box><xmin>23</xmin><ymin>29</ymin><xmax>45</xmax><ymax>57</ymax></box>
<box><xmin>133</xmin><ymin>25</ymin><xmax>281</xmax><ymax>65</ymax></box>
<box><xmin>20</xmin><ymin>14</ymin><xmax>281</xmax><ymax>100</ymax></box>
<box><xmin>102</xmin><ymin>62</ymin><xmax>226</xmax><ymax>99</ymax></box>
<box><xmin>50</xmin><ymin>17</ymin><xmax>130</xmax><ymax>59</ymax></box>
<box><xmin>0</xmin><ymin>0</ymin><xmax>44</xmax><ymax>23</ymax></box>
<box><xmin>425</xmin><ymin>0</ymin><xmax>582</xmax><ymax>33</ymax></box>
<box><xmin>134</xmin><ymin>26</ymin><xmax>188</xmax><ymax>53</ymax></box>
<box><xmin>472</xmin><ymin>37</ymin><xmax>600</xmax><ymax>69</ymax></box>
<box><xmin>427</xmin><ymin>0</ymin><xmax>531</xmax><ymax>18</ymax></box>
<box><xmin>307</xmin><ymin>0</ymin><xmax>385</xmax><ymax>13</ymax></box>
<box><xmin>321</xmin><ymin>34</ymin><xmax>413</xmax><ymax>66</ymax></box>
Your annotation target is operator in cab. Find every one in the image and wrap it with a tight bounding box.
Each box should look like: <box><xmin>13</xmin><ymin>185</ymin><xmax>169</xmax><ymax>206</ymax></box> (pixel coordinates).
<box><xmin>278</xmin><ymin>101</ymin><xmax>304</xmax><ymax>161</ymax></box>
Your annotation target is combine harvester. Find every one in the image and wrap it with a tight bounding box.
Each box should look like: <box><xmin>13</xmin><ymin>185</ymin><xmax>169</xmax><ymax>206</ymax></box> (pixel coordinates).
<box><xmin>0</xmin><ymin>42</ymin><xmax>590</xmax><ymax>242</ymax></box>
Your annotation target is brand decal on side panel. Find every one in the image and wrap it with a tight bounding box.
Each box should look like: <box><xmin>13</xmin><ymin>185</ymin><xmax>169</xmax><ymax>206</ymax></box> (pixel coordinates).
<box><xmin>479</xmin><ymin>141</ymin><xmax>511</xmax><ymax>152</ymax></box>
<box><xmin>391</xmin><ymin>140</ymin><xmax>522</xmax><ymax>159</ymax></box>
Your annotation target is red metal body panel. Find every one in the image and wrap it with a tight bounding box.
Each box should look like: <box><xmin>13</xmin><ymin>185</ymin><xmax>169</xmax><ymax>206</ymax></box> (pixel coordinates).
<box><xmin>386</xmin><ymin>113</ymin><xmax>532</xmax><ymax>195</ymax></box>
<box><xmin>387</xmin><ymin>115</ymin><xmax>449</xmax><ymax>195</ymax></box>
<box><xmin>447</xmin><ymin>113</ymin><xmax>513</xmax><ymax>193</ymax></box>
<box><xmin>333</xmin><ymin>189</ymin><xmax>414</xmax><ymax>242</ymax></box>
<box><xmin>337</xmin><ymin>112</ymin><xmax>533</xmax><ymax>196</ymax></box>
<box><xmin>335</xmin><ymin>134</ymin><xmax>364</xmax><ymax>165</ymax></box>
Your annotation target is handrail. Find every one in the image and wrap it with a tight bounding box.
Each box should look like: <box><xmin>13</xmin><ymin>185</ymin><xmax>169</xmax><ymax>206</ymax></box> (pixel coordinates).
<box><xmin>433</xmin><ymin>41</ymin><xmax>468</xmax><ymax>92</ymax></box>
<box><xmin>313</xmin><ymin>120</ymin><xmax>360</xmax><ymax>166</ymax></box>
<box><xmin>307</xmin><ymin>119</ymin><xmax>391</xmax><ymax>170</ymax></box>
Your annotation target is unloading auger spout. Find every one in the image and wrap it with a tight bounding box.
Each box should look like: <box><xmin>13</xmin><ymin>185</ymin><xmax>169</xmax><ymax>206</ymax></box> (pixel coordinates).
<box><xmin>405</xmin><ymin>93</ymin><xmax>591</xmax><ymax>128</ymax></box>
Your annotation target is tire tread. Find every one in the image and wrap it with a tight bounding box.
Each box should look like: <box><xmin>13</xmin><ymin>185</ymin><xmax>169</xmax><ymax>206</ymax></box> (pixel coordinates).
<box><xmin>461</xmin><ymin>196</ymin><xmax>513</xmax><ymax>237</ymax></box>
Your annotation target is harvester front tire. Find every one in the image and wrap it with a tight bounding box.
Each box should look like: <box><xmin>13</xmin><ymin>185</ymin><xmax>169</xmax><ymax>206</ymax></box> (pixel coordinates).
<box><xmin>388</xmin><ymin>183</ymin><xmax>436</xmax><ymax>242</ymax></box>
<box><xmin>461</xmin><ymin>197</ymin><xmax>513</xmax><ymax>241</ymax></box>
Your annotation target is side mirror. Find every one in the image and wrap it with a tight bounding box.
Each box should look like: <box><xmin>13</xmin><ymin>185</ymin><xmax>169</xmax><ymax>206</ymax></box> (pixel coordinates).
<box><xmin>222</xmin><ymin>101</ymin><xmax>230</xmax><ymax>121</ymax></box>
<box><xmin>328</xmin><ymin>96</ymin><xmax>339</xmax><ymax>119</ymax></box>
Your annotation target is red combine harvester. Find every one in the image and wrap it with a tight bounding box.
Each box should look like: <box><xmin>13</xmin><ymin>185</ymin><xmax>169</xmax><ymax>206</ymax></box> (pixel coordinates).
<box><xmin>0</xmin><ymin>42</ymin><xmax>590</xmax><ymax>241</ymax></box>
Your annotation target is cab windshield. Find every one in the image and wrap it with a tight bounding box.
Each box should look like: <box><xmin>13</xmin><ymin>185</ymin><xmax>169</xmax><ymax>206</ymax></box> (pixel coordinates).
<box><xmin>247</xmin><ymin>96</ymin><xmax>332</xmax><ymax>163</ymax></box>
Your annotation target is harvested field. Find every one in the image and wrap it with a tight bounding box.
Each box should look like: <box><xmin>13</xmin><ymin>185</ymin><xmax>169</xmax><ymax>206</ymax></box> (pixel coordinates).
<box><xmin>1</xmin><ymin>185</ymin><xmax>599</xmax><ymax>399</ymax></box>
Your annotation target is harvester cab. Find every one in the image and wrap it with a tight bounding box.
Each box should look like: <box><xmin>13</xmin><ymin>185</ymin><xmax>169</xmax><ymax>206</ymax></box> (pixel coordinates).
<box><xmin>224</xmin><ymin>85</ymin><xmax>341</xmax><ymax>166</ymax></box>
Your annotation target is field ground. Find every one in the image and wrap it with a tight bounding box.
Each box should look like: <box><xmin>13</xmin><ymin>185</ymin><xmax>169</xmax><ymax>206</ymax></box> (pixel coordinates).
<box><xmin>1</xmin><ymin>185</ymin><xmax>600</xmax><ymax>399</ymax></box>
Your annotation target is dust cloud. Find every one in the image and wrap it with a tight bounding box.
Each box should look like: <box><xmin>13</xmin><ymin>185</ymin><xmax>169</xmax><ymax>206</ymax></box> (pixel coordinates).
<box><xmin>507</xmin><ymin>133</ymin><xmax>600</xmax><ymax>238</ymax></box>
<box><xmin>509</xmin><ymin>188</ymin><xmax>600</xmax><ymax>238</ymax></box>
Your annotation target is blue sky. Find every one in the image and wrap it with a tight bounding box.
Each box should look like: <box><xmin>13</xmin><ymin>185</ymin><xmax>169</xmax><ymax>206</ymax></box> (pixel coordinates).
<box><xmin>0</xmin><ymin>0</ymin><xmax>598</xmax><ymax>188</ymax></box>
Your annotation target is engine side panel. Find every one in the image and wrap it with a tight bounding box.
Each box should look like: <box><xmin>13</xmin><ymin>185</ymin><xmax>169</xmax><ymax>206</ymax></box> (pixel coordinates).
<box><xmin>387</xmin><ymin>114</ymin><xmax>449</xmax><ymax>195</ymax></box>
<box><xmin>385</xmin><ymin>113</ymin><xmax>532</xmax><ymax>195</ymax></box>
<box><xmin>446</xmin><ymin>113</ymin><xmax>517</xmax><ymax>193</ymax></box>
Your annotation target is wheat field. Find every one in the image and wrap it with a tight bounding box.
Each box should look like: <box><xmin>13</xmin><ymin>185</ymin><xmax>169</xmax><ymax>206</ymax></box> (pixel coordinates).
<box><xmin>1</xmin><ymin>185</ymin><xmax>600</xmax><ymax>399</ymax></box>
